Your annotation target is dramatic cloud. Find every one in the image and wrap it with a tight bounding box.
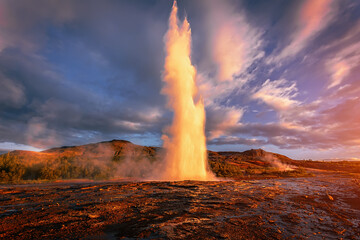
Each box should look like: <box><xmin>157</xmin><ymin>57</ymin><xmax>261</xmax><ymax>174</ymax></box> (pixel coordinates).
<box><xmin>327</xmin><ymin>60</ymin><xmax>351</xmax><ymax>89</ymax></box>
<box><xmin>0</xmin><ymin>73</ymin><xmax>26</xmax><ymax>108</ymax></box>
<box><xmin>205</xmin><ymin>0</ymin><xmax>264</xmax><ymax>81</ymax></box>
<box><xmin>0</xmin><ymin>0</ymin><xmax>359</xmax><ymax>160</ymax></box>
<box><xmin>269</xmin><ymin>0</ymin><xmax>335</xmax><ymax>63</ymax></box>
<box><xmin>325</xmin><ymin>21</ymin><xmax>360</xmax><ymax>89</ymax></box>
<box><xmin>252</xmin><ymin>79</ymin><xmax>299</xmax><ymax>112</ymax></box>
<box><xmin>0</xmin><ymin>0</ymin><xmax>74</xmax><ymax>52</ymax></box>
<box><xmin>206</xmin><ymin>105</ymin><xmax>244</xmax><ymax>139</ymax></box>
<box><xmin>0</xmin><ymin>0</ymin><xmax>170</xmax><ymax>149</ymax></box>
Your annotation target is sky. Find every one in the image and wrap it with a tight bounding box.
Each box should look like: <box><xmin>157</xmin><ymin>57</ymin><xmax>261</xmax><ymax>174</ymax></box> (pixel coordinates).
<box><xmin>0</xmin><ymin>0</ymin><xmax>359</xmax><ymax>160</ymax></box>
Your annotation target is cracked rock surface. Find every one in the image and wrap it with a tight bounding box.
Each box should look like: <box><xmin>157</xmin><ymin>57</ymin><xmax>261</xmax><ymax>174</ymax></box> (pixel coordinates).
<box><xmin>0</xmin><ymin>170</ymin><xmax>359</xmax><ymax>239</ymax></box>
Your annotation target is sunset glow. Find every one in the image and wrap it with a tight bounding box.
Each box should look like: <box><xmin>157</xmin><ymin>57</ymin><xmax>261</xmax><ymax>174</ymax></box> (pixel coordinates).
<box><xmin>0</xmin><ymin>0</ymin><xmax>359</xmax><ymax>161</ymax></box>
<box><xmin>1</xmin><ymin>2</ymin><xmax>360</xmax><ymax>239</ymax></box>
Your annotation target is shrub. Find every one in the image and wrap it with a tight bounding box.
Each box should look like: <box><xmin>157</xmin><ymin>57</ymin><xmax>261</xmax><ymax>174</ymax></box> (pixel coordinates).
<box><xmin>0</xmin><ymin>154</ymin><xmax>25</xmax><ymax>182</ymax></box>
<box><xmin>209</xmin><ymin>160</ymin><xmax>243</xmax><ymax>177</ymax></box>
<box><xmin>39</xmin><ymin>164</ymin><xmax>60</xmax><ymax>180</ymax></box>
<box><xmin>23</xmin><ymin>163</ymin><xmax>44</xmax><ymax>180</ymax></box>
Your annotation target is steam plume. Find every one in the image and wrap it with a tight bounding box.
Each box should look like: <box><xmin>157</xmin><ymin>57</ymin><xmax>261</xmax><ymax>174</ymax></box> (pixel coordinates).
<box><xmin>263</xmin><ymin>153</ymin><xmax>294</xmax><ymax>171</ymax></box>
<box><xmin>160</xmin><ymin>1</ymin><xmax>214</xmax><ymax>180</ymax></box>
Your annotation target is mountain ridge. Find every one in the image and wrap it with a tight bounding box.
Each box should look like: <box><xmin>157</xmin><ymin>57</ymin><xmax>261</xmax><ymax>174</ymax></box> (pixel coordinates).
<box><xmin>1</xmin><ymin>139</ymin><xmax>294</xmax><ymax>166</ymax></box>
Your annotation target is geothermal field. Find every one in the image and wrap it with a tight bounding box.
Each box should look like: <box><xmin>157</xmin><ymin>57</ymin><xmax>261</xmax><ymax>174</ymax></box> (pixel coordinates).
<box><xmin>0</xmin><ymin>169</ymin><xmax>360</xmax><ymax>239</ymax></box>
<box><xmin>1</xmin><ymin>0</ymin><xmax>360</xmax><ymax>239</ymax></box>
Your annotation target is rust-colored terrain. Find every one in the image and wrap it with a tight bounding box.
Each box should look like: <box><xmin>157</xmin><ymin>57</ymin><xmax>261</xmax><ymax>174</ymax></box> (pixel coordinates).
<box><xmin>0</xmin><ymin>171</ymin><xmax>359</xmax><ymax>239</ymax></box>
<box><xmin>1</xmin><ymin>140</ymin><xmax>360</xmax><ymax>239</ymax></box>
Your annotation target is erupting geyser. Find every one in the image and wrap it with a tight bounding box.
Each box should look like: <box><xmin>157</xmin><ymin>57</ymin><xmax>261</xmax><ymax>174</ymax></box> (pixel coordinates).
<box><xmin>160</xmin><ymin>1</ymin><xmax>214</xmax><ymax>180</ymax></box>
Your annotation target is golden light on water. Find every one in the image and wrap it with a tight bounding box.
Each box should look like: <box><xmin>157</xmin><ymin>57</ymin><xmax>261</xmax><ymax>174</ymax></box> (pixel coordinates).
<box><xmin>160</xmin><ymin>1</ymin><xmax>214</xmax><ymax>180</ymax></box>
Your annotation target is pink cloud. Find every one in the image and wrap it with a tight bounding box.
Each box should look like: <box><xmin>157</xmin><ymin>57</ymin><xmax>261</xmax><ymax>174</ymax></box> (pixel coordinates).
<box><xmin>327</xmin><ymin>60</ymin><xmax>351</xmax><ymax>88</ymax></box>
<box><xmin>270</xmin><ymin>0</ymin><xmax>335</xmax><ymax>62</ymax></box>
<box><xmin>26</xmin><ymin>118</ymin><xmax>60</xmax><ymax>149</ymax></box>
<box><xmin>205</xmin><ymin>1</ymin><xmax>263</xmax><ymax>81</ymax></box>
<box><xmin>252</xmin><ymin>79</ymin><xmax>299</xmax><ymax>111</ymax></box>
<box><xmin>326</xmin><ymin>36</ymin><xmax>360</xmax><ymax>89</ymax></box>
<box><xmin>206</xmin><ymin>105</ymin><xmax>244</xmax><ymax>139</ymax></box>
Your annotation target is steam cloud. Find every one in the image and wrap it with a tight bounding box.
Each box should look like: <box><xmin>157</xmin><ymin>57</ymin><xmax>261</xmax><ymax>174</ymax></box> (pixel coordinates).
<box><xmin>262</xmin><ymin>153</ymin><xmax>295</xmax><ymax>171</ymax></box>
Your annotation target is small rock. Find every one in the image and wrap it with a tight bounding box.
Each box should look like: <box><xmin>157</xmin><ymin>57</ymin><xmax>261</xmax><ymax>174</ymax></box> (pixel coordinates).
<box><xmin>88</xmin><ymin>214</ymin><xmax>100</xmax><ymax>219</ymax></box>
<box><xmin>327</xmin><ymin>194</ymin><xmax>334</xmax><ymax>201</ymax></box>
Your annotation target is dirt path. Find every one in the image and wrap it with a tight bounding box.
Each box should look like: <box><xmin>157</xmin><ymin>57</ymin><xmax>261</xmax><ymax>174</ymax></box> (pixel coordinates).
<box><xmin>0</xmin><ymin>172</ymin><xmax>359</xmax><ymax>239</ymax></box>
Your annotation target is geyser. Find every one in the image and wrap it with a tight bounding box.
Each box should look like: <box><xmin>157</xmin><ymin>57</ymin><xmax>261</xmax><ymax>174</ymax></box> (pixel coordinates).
<box><xmin>160</xmin><ymin>1</ymin><xmax>214</xmax><ymax>180</ymax></box>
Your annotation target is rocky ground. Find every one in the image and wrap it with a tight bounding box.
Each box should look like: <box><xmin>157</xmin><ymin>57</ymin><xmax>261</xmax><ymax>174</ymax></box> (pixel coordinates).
<box><xmin>0</xmin><ymin>170</ymin><xmax>359</xmax><ymax>239</ymax></box>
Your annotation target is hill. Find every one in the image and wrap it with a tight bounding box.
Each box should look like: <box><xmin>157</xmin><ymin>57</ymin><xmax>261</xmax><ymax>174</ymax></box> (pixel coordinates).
<box><xmin>1</xmin><ymin>139</ymin><xmax>359</xmax><ymax>182</ymax></box>
<box><xmin>14</xmin><ymin>139</ymin><xmax>158</xmax><ymax>163</ymax></box>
